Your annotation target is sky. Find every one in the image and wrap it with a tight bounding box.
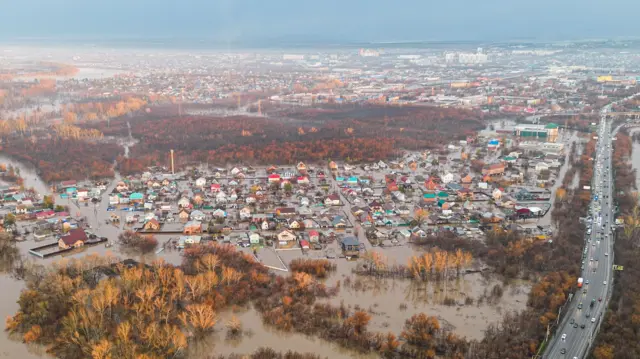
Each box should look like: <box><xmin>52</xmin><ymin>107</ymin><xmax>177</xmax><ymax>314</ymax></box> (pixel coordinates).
<box><xmin>0</xmin><ymin>0</ymin><xmax>639</xmax><ymax>44</ymax></box>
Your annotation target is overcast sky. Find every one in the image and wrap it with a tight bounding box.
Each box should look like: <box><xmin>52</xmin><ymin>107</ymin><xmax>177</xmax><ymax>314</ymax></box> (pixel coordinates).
<box><xmin>1</xmin><ymin>0</ymin><xmax>638</xmax><ymax>43</ymax></box>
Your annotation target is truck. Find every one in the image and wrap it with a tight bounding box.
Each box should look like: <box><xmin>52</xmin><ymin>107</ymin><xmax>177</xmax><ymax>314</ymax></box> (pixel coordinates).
<box><xmin>578</xmin><ymin>277</ymin><xmax>584</xmax><ymax>288</ymax></box>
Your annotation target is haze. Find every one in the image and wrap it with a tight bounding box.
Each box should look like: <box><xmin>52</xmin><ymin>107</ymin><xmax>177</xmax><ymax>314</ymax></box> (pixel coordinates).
<box><xmin>1</xmin><ymin>0</ymin><xmax>639</xmax><ymax>43</ymax></box>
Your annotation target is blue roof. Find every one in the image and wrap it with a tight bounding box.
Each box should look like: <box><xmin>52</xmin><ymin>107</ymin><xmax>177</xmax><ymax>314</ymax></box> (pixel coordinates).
<box><xmin>130</xmin><ymin>193</ymin><xmax>144</xmax><ymax>200</ymax></box>
<box><xmin>489</xmin><ymin>140</ymin><xmax>500</xmax><ymax>145</ymax></box>
<box><xmin>342</xmin><ymin>236</ymin><xmax>359</xmax><ymax>246</ymax></box>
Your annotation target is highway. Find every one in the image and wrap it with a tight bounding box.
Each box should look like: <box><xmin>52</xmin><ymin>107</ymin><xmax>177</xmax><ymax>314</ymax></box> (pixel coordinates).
<box><xmin>544</xmin><ymin>104</ymin><xmax>616</xmax><ymax>359</ymax></box>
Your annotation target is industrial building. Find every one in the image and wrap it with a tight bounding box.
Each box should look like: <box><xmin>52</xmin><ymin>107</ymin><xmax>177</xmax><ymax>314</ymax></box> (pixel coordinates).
<box><xmin>513</xmin><ymin>123</ymin><xmax>559</xmax><ymax>142</ymax></box>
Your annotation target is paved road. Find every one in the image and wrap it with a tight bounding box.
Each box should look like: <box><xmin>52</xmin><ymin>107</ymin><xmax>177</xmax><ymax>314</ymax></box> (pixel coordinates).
<box><xmin>544</xmin><ymin>95</ymin><xmax>640</xmax><ymax>358</ymax></box>
<box><xmin>544</xmin><ymin>101</ymin><xmax>628</xmax><ymax>358</ymax></box>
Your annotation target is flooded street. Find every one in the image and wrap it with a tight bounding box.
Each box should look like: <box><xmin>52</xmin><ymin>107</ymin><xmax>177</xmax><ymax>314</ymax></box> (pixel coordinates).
<box><xmin>0</xmin><ymin>154</ymin><xmax>50</xmax><ymax>195</ymax></box>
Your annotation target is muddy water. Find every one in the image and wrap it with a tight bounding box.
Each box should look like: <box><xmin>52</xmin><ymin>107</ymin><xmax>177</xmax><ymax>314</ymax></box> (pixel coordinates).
<box><xmin>189</xmin><ymin>307</ymin><xmax>375</xmax><ymax>359</ymax></box>
<box><xmin>0</xmin><ymin>154</ymin><xmax>50</xmax><ymax>195</ymax></box>
<box><xmin>0</xmin><ymin>275</ymin><xmax>47</xmax><ymax>358</ymax></box>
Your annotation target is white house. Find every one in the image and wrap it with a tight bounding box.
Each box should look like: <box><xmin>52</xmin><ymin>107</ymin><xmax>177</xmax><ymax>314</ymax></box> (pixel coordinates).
<box><xmin>239</xmin><ymin>207</ymin><xmax>252</xmax><ymax>220</ymax></box>
<box><xmin>277</xmin><ymin>230</ymin><xmax>297</xmax><ymax>244</ymax></box>
<box><xmin>195</xmin><ymin>177</ymin><xmax>207</xmax><ymax>187</ymax></box>
<box><xmin>109</xmin><ymin>194</ymin><xmax>120</xmax><ymax>205</ymax></box>
<box><xmin>216</xmin><ymin>192</ymin><xmax>228</xmax><ymax>204</ymax></box>
<box><xmin>492</xmin><ymin>188</ymin><xmax>503</xmax><ymax>200</ymax></box>
<box><xmin>178</xmin><ymin>197</ymin><xmax>190</xmax><ymax>208</ymax></box>
<box><xmin>190</xmin><ymin>210</ymin><xmax>206</xmax><ymax>221</ymax></box>
<box><xmin>261</xmin><ymin>220</ymin><xmax>270</xmax><ymax>231</ymax></box>
<box><xmin>442</xmin><ymin>172</ymin><xmax>454</xmax><ymax>184</ymax></box>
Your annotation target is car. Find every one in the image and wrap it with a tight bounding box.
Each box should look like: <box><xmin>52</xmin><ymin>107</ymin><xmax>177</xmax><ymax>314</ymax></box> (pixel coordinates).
<box><xmin>591</xmin><ymin>317</ymin><xmax>596</xmax><ymax>323</ymax></box>
<box><xmin>573</xmin><ymin>323</ymin><xmax>578</xmax><ymax>328</ymax></box>
<box><xmin>578</xmin><ymin>303</ymin><xmax>583</xmax><ymax>309</ymax></box>
<box><xmin>586</xmin><ymin>312</ymin><xmax>590</xmax><ymax>318</ymax></box>
<box><xmin>603</xmin><ymin>280</ymin><xmax>607</xmax><ymax>285</ymax></box>
<box><xmin>580</xmin><ymin>324</ymin><xmax>585</xmax><ymax>329</ymax></box>
<box><xmin>598</xmin><ymin>297</ymin><xmax>602</xmax><ymax>302</ymax></box>
<box><xmin>239</xmin><ymin>242</ymin><xmax>250</xmax><ymax>248</ymax></box>
<box><xmin>561</xmin><ymin>333</ymin><xmax>567</xmax><ymax>341</ymax></box>
<box><xmin>561</xmin><ymin>348</ymin><xmax>567</xmax><ymax>354</ymax></box>
<box><xmin>107</xmin><ymin>206</ymin><xmax>115</xmax><ymax>211</ymax></box>
<box><xmin>570</xmin><ymin>318</ymin><xmax>574</xmax><ymax>324</ymax></box>
<box><xmin>585</xmin><ymin>279</ymin><xmax>590</xmax><ymax>285</ymax></box>
<box><xmin>605</xmin><ymin>252</ymin><xmax>608</xmax><ymax>256</ymax></box>
<box><xmin>583</xmin><ymin>288</ymin><xmax>587</xmax><ymax>294</ymax></box>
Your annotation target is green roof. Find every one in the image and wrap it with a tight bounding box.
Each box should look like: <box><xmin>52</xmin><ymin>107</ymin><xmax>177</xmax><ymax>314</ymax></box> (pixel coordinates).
<box><xmin>424</xmin><ymin>193</ymin><xmax>436</xmax><ymax>199</ymax></box>
<box><xmin>545</xmin><ymin>123</ymin><xmax>559</xmax><ymax>129</ymax></box>
<box><xmin>437</xmin><ymin>191</ymin><xmax>449</xmax><ymax>197</ymax></box>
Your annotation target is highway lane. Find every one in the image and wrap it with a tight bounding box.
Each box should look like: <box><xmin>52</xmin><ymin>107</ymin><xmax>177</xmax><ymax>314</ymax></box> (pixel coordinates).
<box><xmin>545</xmin><ymin>105</ymin><xmax>616</xmax><ymax>359</ymax></box>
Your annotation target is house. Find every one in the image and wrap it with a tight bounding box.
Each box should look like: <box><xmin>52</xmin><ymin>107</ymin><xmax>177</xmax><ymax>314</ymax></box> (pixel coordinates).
<box><xmin>129</xmin><ymin>192</ymin><xmax>144</xmax><ymax>204</ymax></box>
<box><xmin>177</xmin><ymin>235</ymin><xmax>202</xmax><ymax>249</ymax></box>
<box><xmin>58</xmin><ymin>228</ymin><xmax>88</xmax><ymax>249</ymax></box>
<box><xmin>423</xmin><ymin>193</ymin><xmax>437</xmax><ymax>203</ymax></box>
<box><xmin>210</xmin><ymin>183</ymin><xmax>221</xmax><ymax>193</ymax></box>
<box><xmin>341</xmin><ymin>236</ymin><xmax>360</xmax><ymax>257</ymax></box>
<box><xmin>309</xmin><ymin>230</ymin><xmax>320</xmax><ymax>242</ymax></box>
<box><xmin>195</xmin><ymin>177</ymin><xmax>207</xmax><ymax>187</ymax></box>
<box><xmin>461</xmin><ymin>173</ymin><xmax>473</xmax><ymax>185</ymax></box>
<box><xmin>492</xmin><ymin>188</ymin><xmax>503</xmax><ymax>200</ymax></box>
<box><xmin>143</xmin><ymin>219</ymin><xmax>161</xmax><ymax>231</ymax></box>
<box><xmin>457</xmin><ymin>188</ymin><xmax>473</xmax><ymax>200</ymax></box>
<box><xmin>178</xmin><ymin>209</ymin><xmax>191</xmax><ymax>221</ymax></box>
<box><xmin>369</xmin><ymin>200</ymin><xmax>383</xmax><ymax>213</ymax></box>
<box><xmin>239</xmin><ymin>207</ymin><xmax>252</xmax><ymax>220</ymax></box>
<box><xmin>178</xmin><ymin>197</ymin><xmax>190</xmax><ymax>208</ymax></box>
<box><xmin>183</xmin><ymin>221</ymin><xmax>202</xmax><ymax>235</ymax></box>
<box><xmin>276</xmin><ymin>207</ymin><xmax>297</xmax><ymax>217</ymax></box>
<box><xmin>190</xmin><ymin>210</ymin><xmax>206</xmax><ymax>221</ymax></box>
<box><xmin>212</xmin><ymin>209</ymin><xmax>227</xmax><ymax>218</ymax></box>
<box><xmin>248</xmin><ymin>232</ymin><xmax>261</xmax><ymax>244</ymax></box>
<box><xmin>76</xmin><ymin>189</ymin><xmax>89</xmax><ymax>199</ymax></box>
<box><xmin>289</xmin><ymin>220</ymin><xmax>302</xmax><ymax>230</ymax></box>
<box><xmin>442</xmin><ymin>173</ymin><xmax>454</xmax><ymax>184</ymax></box>
<box><xmin>331</xmin><ymin>216</ymin><xmax>347</xmax><ymax>228</ymax></box>
<box><xmin>482</xmin><ymin>163</ymin><xmax>506</xmax><ymax>176</ymax></box>
<box><xmin>268</xmin><ymin>174</ymin><xmax>281</xmax><ymax>183</ymax></box>
<box><xmin>324</xmin><ymin>194</ymin><xmax>341</xmax><ymax>206</ymax></box>
<box><xmin>297</xmin><ymin>176</ymin><xmax>310</xmax><ymax>185</ymax></box>
<box><xmin>328</xmin><ymin>161</ymin><xmax>338</xmax><ymax>171</ymax></box>
<box><xmin>15</xmin><ymin>204</ymin><xmax>28</xmax><ymax>214</ymax></box>
<box><xmin>261</xmin><ymin>220</ymin><xmax>270</xmax><ymax>231</ymax></box>
<box><xmin>300</xmin><ymin>240</ymin><xmax>310</xmax><ymax>250</ymax></box>
<box><xmin>397</xmin><ymin>205</ymin><xmax>411</xmax><ymax>216</ymax></box>
<box><xmin>216</xmin><ymin>192</ymin><xmax>228</xmax><ymax>204</ymax></box>
<box><xmin>109</xmin><ymin>194</ymin><xmax>120</xmax><ymax>205</ymax></box>
<box><xmin>297</xmin><ymin>162</ymin><xmax>308</xmax><ymax>173</ymax></box>
<box><xmin>277</xmin><ymin>229</ymin><xmax>297</xmax><ymax>244</ymax></box>
<box><xmin>299</xmin><ymin>197</ymin><xmax>310</xmax><ymax>206</ymax></box>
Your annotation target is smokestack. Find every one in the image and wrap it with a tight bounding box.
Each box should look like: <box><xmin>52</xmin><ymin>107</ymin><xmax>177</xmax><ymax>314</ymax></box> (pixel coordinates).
<box><xmin>170</xmin><ymin>149</ymin><xmax>175</xmax><ymax>174</ymax></box>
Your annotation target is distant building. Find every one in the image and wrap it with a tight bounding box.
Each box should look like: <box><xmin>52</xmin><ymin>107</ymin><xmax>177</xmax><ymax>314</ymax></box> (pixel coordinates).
<box><xmin>514</xmin><ymin>123</ymin><xmax>559</xmax><ymax>142</ymax></box>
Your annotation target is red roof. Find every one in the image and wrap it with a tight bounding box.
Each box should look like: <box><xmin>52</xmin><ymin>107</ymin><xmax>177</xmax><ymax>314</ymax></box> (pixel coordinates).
<box><xmin>60</xmin><ymin>229</ymin><xmax>87</xmax><ymax>246</ymax></box>
<box><xmin>309</xmin><ymin>230</ymin><xmax>319</xmax><ymax>237</ymax></box>
<box><xmin>268</xmin><ymin>174</ymin><xmax>281</xmax><ymax>179</ymax></box>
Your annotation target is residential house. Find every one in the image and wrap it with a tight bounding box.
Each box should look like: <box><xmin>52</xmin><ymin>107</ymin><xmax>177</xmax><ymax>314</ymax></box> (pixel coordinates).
<box><xmin>309</xmin><ymin>230</ymin><xmax>320</xmax><ymax>243</ymax></box>
<box><xmin>297</xmin><ymin>176</ymin><xmax>310</xmax><ymax>185</ymax></box>
<box><xmin>239</xmin><ymin>207</ymin><xmax>252</xmax><ymax>220</ymax></box>
<box><xmin>261</xmin><ymin>220</ymin><xmax>270</xmax><ymax>231</ymax></box>
<box><xmin>369</xmin><ymin>200</ymin><xmax>383</xmax><ymax>213</ymax></box>
<box><xmin>324</xmin><ymin>194</ymin><xmax>341</xmax><ymax>206</ymax></box>
<box><xmin>216</xmin><ymin>191</ymin><xmax>228</xmax><ymax>204</ymax></box>
<box><xmin>178</xmin><ymin>209</ymin><xmax>191</xmax><ymax>221</ymax></box>
<box><xmin>130</xmin><ymin>192</ymin><xmax>144</xmax><ymax>204</ymax></box>
<box><xmin>442</xmin><ymin>173</ymin><xmax>455</xmax><ymax>184</ymax></box>
<box><xmin>143</xmin><ymin>219</ymin><xmax>161</xmax><ymax>231</ymax></box>
<box><xmin>332</xmin><ymin>216</ymin><xmax>347</xmax><ymax>229</ymax></box>
<box><xmin>276</xmin><ymin>207</ymin><xmax>297</xmax><ymax>217</ymax></box>
<box><xmin>397</xmin><ymin>206</ymin><xmax>411</xmax><ymax>216</ymax></box>
<box><xmin>58</xmin><ymin>229</ymin><xmax>88</xmax><ymax>249</ymax></box>
<box><xmin>297</xmin><ymin>206</ymin><xmax>313</xmax><ymax>218</ymax></box>
<box><xmin>177</xmin><ymin>235</ymin><xmax>202</xmax><ymax>249</ymax></box>
<box><xmin>190</xmin><ymin>210</ymin><xmax>206</xmax><ymax>221</ymax></box>
<box><xmin>423</xmin><ymin>193</ymin><xmax>437</xmax><ymax>203</ymax></box>
<box><xmin>299</xmin><ymin>197</ymin><xmax>310</xmax><ymax>206</ymax></box>
<box><xmin>297</xmin><ymin>162</ymin><xmax>308</xmax><ymax>173</ymax></box>
<box><xmin>248</xmin><ymin>232</ymin><xmax>261</xmax><ymax>244</ymax></box>
<box><xmin>277</xmin><ymin>229</ymin><xmax>297</xmax><ymax>244</ymax></box>
<box><xmin>341</xmin><ymin>236</ymin><xmax>360</xmax><ymax>257</ymax></box>
<box><xmin>210</xmin><ymin>183</ymin><xmax>221</xmax><ymax>193</ymax></box>
<box><xmin>492</xmin><ymin>188</ymin><xmax>503</xmax><ymax>200</ymax></box>
<box><xmin>195</xmin><ymin>177</ymin><xmax>207</xmax><ymax>187</ymax></box>
<box><xmin>268</xmin><ymin>174</ymin><xmax>281</xmax><ymax>183</ymax></box>
<box><xmin>15</xmin><ymin>204</ymin><xmax>27</xmax><ymax>214</ymax></box>
<box><xmin>289</xmin><ymin>220</ymin><xmax>302</xmax><ymax>230</ymax></box>
<box><xmin>212</xmin><ymin>209</ymin><xmax>227</xmax><ymax>218</ymax></box>
<box><xmin>482</xmin><ymin>163</ymin><xmax>506</xmax><ymax>177</ymax></box>
<box><xmin>178</xmin><ymin>197</ymin><xmax>190</xmax><ymax>208</ymax></box>
<box><xmin>183</xmin><ymin>221</ymin><xmax>203</xmax><ymax>235</ymax></box>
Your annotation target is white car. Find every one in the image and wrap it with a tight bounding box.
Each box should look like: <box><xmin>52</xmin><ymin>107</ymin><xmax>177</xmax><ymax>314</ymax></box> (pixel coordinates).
<box><xmin>591</xmin><ymin>317</ymin><xmax>596</xmax><ymax>323</ymax></box>
<box><xmin>561</xmin><ymin>333</ymin><xmax>567</xmax><ymax>341</ymax></box>
<box><xmin>605</xmin><ymin>252</ymin><xmax>608</xmax><ymax>256</ymax></box>
<box><xmin>603</xmin><ymin>281</ymin><xmax>607</xmax><ymax>285</ymax></box>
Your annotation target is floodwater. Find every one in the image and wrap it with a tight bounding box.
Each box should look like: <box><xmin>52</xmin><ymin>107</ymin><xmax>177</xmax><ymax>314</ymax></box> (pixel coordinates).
<box><xmin>278</xmin><ymin>245</ymin><xmax>530</xmax><ymax>341</ymax></box>
<box><xmin>190</xmin><ymin>307</ymin><xmax>375</xmax><ymax>359</ymax></box>
<box><xmin>0</xmin><ymin>275</ymin><xmax>47</xmax><ymax>358</ymax></box>
<box><xmin>0</xmin><ymin>153</ymin><xmax>50</xmax><ymax>195</ymax></box>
